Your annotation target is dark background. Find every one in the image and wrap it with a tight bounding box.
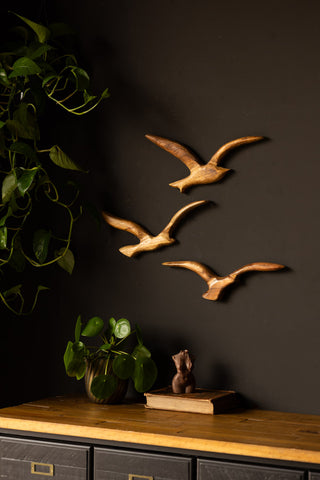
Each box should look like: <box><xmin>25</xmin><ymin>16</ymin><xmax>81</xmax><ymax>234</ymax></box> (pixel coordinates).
<box><xmin>1</xmin><ymin>0</ymin><xmax>319</xmax><ymax>414</ymax></box>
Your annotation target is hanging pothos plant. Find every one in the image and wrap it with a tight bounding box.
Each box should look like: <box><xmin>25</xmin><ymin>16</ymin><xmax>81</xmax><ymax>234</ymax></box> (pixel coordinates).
<box><xmin>0</xmin><ymin>13</ymin><xmax>109</xmax><ymax>314</ymax></box>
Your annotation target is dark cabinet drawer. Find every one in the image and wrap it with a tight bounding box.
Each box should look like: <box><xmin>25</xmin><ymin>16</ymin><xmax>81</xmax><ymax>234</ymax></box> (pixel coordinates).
<box><xmin>198</xmin><ymin>458</ymin><xmax>304</xmax><ymax>480</ymax></box>
<box><xmin>94</xmin><ymin>447</ymin><xmax>192</xmax><ymax>480</ymax></box>
<box><xmin>309</xmin><ymin>474</ymin><xmax>320</xmax><ymax>479</ymax></box>
<box><xmin>0</xmin><ymin>437</ymin><xmax>90</xmax><ymax>479</ymax></box>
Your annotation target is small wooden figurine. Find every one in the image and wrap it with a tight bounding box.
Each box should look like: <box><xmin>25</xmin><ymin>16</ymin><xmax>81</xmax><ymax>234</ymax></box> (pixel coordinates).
<box><xmin>172</xmin><ymin>349</ymin><xmax>195</xmax><ymax>394</ymax></box>
<box><xmin>163</xmin><ymin>261</ymin><xmax>285</xmax><ymax>301</ymax></box>
<box><xmin>102</xmin><ymin>200</ymin><xmax>208</xmax><ymax>257</ymax></box>
<box><xmin>145</xmin><ymin>134</ymin><xmax>264</xmax><ymax>193</ymax></box>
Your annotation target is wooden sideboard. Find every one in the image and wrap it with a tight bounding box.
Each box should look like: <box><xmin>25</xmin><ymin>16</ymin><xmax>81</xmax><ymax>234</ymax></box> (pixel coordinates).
<box><xmin>0</xmin><ymin>394</ymin><xmax>320</xmax><ymax>479</ymax></box>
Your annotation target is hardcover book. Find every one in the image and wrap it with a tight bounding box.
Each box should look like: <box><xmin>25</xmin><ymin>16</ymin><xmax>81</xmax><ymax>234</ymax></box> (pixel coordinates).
<box><xmin>144</xmin><ymin>387</ymin><xmax>239</xmax><ymax>415</ymax></box>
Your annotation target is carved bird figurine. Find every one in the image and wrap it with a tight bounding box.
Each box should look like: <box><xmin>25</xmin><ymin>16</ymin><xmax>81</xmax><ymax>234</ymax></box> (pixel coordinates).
<box><xmin>145</xmin><ymin>134</ymin><xmax>264</xmax><ymax>193</ymax></box>
<box><xmin>162</xmin><ymin>261</ymin><xmax>285</xmax><ymax>300</ymax></box>
<box><xmin>102</xmin><ymin>200</ymin><xmax>208</xmax><ymax>258</ymax></box>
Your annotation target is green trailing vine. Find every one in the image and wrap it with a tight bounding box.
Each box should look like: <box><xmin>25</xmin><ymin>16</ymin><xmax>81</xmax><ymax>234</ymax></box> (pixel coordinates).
<box><xmin>0</xmin><ymin>13</ymin><xmax>109</xmax><ymax>314</ymax></box>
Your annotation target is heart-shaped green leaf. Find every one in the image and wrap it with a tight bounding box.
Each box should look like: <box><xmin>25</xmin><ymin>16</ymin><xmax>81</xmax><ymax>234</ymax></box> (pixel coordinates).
<box><xmin>13</xmin><ymin>13</ymin><xmax>50</xmax><ymax>43</ymax></box>
<box><xmin>72</xmin><ymin>67</ymin><xmax>90</xmax><ymax>91</ymax></box>
<box><xmin>0</xmin><ymin>68</ymin><xmax>10</xmax><ymax>87</ymax></box>
<box><xmin>7</xmin><ymin>103</ymin><xmax>40</xmax><ymax>140</ymax></box>
<box><xmin>81</xmin><ymin>316</ymin><xmax>104</xmax><ymax>337</ymax></box>
<box><xmin>2</xmin><ymin>173</ymin><xmax>17</xmax><ymax>204</ymax></box>
<box><xmin>9</xmin><ymin>244</ymin><xmax>26</xmax><ymax>272</ymax></box>
<box><xmin>90</xmin><ymin>374</ymin><xmax>117</xmax><ymax>400</ymax></box>
<box><xmin>9</xmin><ymin>57</ymin><xmax>42</xmax><ymax>78</ymax></box>
<box><xmin>28</xmin><ymin>43</ymin><xmax>52</xmax><ymax>59</ymax></box>
<box><xmin>17</xmin><ymin>168</ymin><xmax>38</xmax><ymax>196</ymax></box>
<box><xmin>10</xmin><ymin>141</ymin><xmax>38</xmax><ymax>161</ymax></box>
<box><xmin>56</xmin><ymin>248</ymin><xmax>75</xmax><ymax>275</ymax></box>
<box><xmin>0</xmin><ymin>227</ymin><xmax>7</xmax><ymax>249</ymax></box>
<box><xmin>112</xmin><ymin>354</ymin><xmax>135</xmax><ymax>380</ymax></box>
<box><xmin>3</xmin><ymin>284</ymin><xmax>22</xmax><ymax>298</ymax></box>
<box><xmin>114</xmin><ymin>318</ymin><xmax>131</xmax><ymax>339</ymax></box>
<box><xmin>33</xmin><ymin>229</ymin><xmax>51</xmax><ymax>264</ymax></box>
<box><xmin>133</xmin><ymin>357</ymin><xmax>157</xmax><ymax>393</ymax></box>
<box><xmin>49</xmin><ymin>145</ymin><xmax>84</xmax><ymax>171</ymax></box>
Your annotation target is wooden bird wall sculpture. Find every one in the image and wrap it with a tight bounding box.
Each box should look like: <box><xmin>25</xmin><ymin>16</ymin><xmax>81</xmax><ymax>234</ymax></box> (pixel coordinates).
<box><xmin>102</xmin><ymin>200</ymin><xmax>208</xmax><ymax>258</ymax></box>
<box><xmin>145</xmin><ymin>134</ymin><xmax>264</xmax><ymax>193</ymax></box>
<box><xmin>162</xmin><ymin>261</ymin><xmax>285</xmax><ymax>301</ymax></box>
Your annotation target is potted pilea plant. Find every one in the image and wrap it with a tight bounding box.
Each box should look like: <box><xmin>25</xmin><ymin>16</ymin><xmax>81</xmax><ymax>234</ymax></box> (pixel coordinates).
<box><xmin>64</xmin><ymin>315</ymin><xmax>158</xmax><ymax>404</ymax></box>
<box><xmin>0</xmin><ymin>13</ymin><xmax>109</xmax><ymax>314</ymax></box>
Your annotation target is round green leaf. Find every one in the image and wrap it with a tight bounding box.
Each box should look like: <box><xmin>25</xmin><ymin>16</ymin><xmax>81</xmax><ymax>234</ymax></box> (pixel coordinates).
<box><xmin>63</xmin><ymin>341</ymin><xmax>86</xmax><ymax>380</ymax></box>
<box><xmin>108</xmin><ymin>317</ymin><xmax>116</xmax><ymax>335</ymax></box>
<box><xmin>112</xmin><ymin>354</ymin><xmax>135</xmax><ymax>380</ymax></box>
<box><xmin>72</xmin><ymin>341</ymin><xmax>85</xmax><ymax>354</ymax></box>
<box><xmin>114</xmin><ymin>318</ymin><xmax>131</xmax><ymax>339</ymax></box>
<box><xmin>90</xmin><ymin>374</ymin><xmax>117</xmax><ymax>400</ymax></box>
<box><xmin>133</xmin><ymin>357</ymin><xmax>157</xmax><ymax>393</ymax></box>
<box><xmin>81</xmin><ymin>316</ymin><xmax>104</xmax><ymax>337</ymax></box>
<box><xmin>133</xmin><ymin>344</ymin><xmax>151</xmax><ymax>359</ymax></box>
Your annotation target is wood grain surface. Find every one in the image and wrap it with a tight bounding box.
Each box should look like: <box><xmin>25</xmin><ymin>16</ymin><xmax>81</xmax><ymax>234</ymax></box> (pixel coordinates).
<box><xmin>1</xmin><ymin>396</ymin><xmax>320</xmax><ymax>464</ymax></box>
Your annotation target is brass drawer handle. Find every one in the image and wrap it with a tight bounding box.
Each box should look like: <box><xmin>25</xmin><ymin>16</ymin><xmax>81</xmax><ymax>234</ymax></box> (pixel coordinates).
<box><xmin>31</xmin><ymin>462</ymin><xmax>54</xmax><ymax>476</ymax></box>
<box><xmin>128</xmin><ymin>476</ymin><xmax>153</xmax><ymax>480</ymax></box>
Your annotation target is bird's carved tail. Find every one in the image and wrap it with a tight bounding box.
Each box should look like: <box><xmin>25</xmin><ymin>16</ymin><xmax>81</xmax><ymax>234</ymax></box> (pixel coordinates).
<box><xmin>119</xmin><ymin>244</ymin><xmax>140</xmax><ymax>258</ymax></box>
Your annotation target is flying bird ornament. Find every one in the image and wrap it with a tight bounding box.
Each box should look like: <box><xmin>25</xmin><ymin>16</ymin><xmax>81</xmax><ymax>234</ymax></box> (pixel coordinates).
<box><xmin>102</xmin><ymin>200</ymin><xmax>209</xmax><ymax>258</ymax></box>
<box><xmin>162</xmin><ymin>261</ymin><xmax>285</xmax><ymax>301</ymax></box>
<box><xmin>145</xmin><ymin>134</ymin><xmax>264</xmax><ymax>193</ymax></box>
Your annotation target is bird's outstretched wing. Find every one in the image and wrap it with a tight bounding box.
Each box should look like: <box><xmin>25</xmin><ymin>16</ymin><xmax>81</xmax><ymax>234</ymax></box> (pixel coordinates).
<box><xmin>102</xmin><ymin>211</ymin><xmax>151</xmax><ymax>241</ymax></box>
<box><xmin>162</xmin><ymin>200</ymin><xmax>208</xmax><ymax>236</ymax></box>
<box><xmin>162</xmin><ymin>260</ymin><xmax>215</xmax><ymax>285</ymax></box>
<box><xmin>209</xmin><ymin>136</ymin><xmax>264</xmax><ymax>167</ymax></box>
<box><xmin>230</xmin><ymin>262</ymin><xmax>285</xmax><ymax>279</ymax></box>
<box><xmin>145</xmin><ymin>134</ymin><xmax>200</xmax><ymax>172</ymax></box>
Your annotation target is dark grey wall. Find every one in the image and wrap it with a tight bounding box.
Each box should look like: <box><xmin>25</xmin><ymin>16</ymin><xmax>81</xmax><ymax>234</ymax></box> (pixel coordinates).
<box><xmin>1</xmin><ymin>0</ymin><xmax>320</xmax><ymax>414</ymax></box>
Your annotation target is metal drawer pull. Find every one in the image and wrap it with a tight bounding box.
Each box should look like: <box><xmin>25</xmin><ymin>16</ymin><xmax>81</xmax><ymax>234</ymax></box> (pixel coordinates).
<box><xmin>128</xmin><ymin>476</ymin><xmax>153</xmax><ymax>480</ymax></box>
<box><xmin>31</xmin><ymin>462</ymin><xmax>54</xmax><ymax>476</ymax></box>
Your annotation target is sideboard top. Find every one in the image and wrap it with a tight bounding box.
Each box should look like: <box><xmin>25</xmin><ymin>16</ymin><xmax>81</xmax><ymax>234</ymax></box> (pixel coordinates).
<box><xmin>0</xmin><ymin>395</ymin><xmax>320</xmax><ymax>464</ymax></box>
